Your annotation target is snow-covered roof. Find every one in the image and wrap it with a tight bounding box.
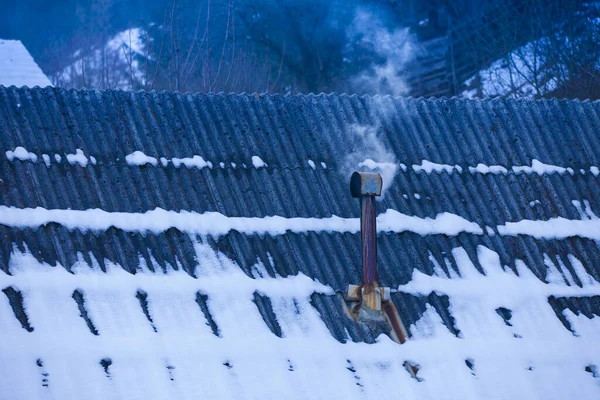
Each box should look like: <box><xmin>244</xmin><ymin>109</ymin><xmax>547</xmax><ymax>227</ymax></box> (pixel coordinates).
<box><xmin>1</xmin><ymin>88</ymin><xmax>600</xmax><ymax>399</ymax></box>
<box><xmin>0</xmin><ymin>39</ymin><xmax>51</xmax><ymax>88</ymax></box>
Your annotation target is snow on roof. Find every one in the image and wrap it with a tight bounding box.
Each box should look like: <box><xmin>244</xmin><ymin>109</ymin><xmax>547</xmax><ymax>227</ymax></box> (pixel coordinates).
<box><xmin>0</xmin><ymin>39</ymin><xmax>51</xmax><ymax>87</ymax></box>
<box><xmin>1</xmin><ymin>88</ymin><xmax>600</xmax><ymax>399</ymax></box>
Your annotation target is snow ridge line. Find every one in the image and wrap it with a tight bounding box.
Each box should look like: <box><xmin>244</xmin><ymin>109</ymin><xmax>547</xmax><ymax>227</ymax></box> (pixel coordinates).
<box><xmin>0</xmin><ymin>206</ymin><xmax>482</xmax><ymax>237</ymax></box>
<box><xmin>497</xmin><ymin>217</ymin><xmax>600</xmax><ymax>240</ymax></box>
<box><xmin>2</xmin><ymin>206</ymin><xmax>600</xmax><ymax>240</ymax></box>
<box><xmin>6</xmin><ymin>148</ymin><xmax>600</xmax><ymax>176</ymax></box>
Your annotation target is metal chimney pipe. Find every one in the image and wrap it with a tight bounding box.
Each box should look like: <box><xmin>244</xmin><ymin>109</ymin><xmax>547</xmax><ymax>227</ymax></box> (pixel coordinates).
<box><xmin>361</xmin><ymin>195</ymin><xmax>378</xmax><ymax>285</ymax></box>
<box><xmin>350</xmin><ymin>171</ymin><xmax>382</xmax><ymax>287</ymax></box>
<box><xmin>346</xmin><ymin>171</ymin><xmax>412</xmax><ymax>352</ymax></box>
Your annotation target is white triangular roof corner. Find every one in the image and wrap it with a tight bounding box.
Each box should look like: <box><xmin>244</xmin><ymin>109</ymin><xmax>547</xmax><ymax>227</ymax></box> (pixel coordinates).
<box><xmin>0</xmin><ymin>39</ymin><xmax>52</xmax><ymax>88</ymax></box>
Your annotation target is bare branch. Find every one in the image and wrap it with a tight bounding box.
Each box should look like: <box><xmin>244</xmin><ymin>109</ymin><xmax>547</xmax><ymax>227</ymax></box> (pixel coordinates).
<box><xmin>210</xmin><ymin>0</ymin><xmax>231</xmax><ymax>91</ymax></box>
<box><xmin>169</xmin><ymin>0</ymin><xmax>180</xmax><ymax>90</ymax></box>
<box><xmin>270</xmin><ymin>38</ymin><xmax>286</xmax><ymax>92</ymax></box>
<box><xmin>265</xmin><ymin>52</ymin><xmax>271</xmax><ymax>93</ymax></box>
<box><xmin>123</xmin><ymin>29</ymin><xmax>134</xmax><ymax>90</ymax></box>
<box><xmin>224</xmin><ymin>1</ymin><xmax>236</xmax><ymax>91</ymax></box>
<box><xmin>151</xmin><ymin>8</ymin><xmax>168</xmax><ymax>89</ymax></box>
<box><xmin>182</xmin><ymin>1</ymin><xmax>203</xmax><ymax>77</ymax></box>
<box><xmin>182</xmin><ymin>0</ymin><xmax>211</xmax><ymax>89</ymax></box>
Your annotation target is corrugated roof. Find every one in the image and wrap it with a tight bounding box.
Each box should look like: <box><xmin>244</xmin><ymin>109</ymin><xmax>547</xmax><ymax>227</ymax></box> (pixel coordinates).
<box><xmin>0</xmin><ymin>41</ymin><xmax>52</xmax><ymax>88</ymax></box>
<box><xmin>1</xmin><ymin>86</ymin><xmax>600</xmax><ymax>399</ymax></box>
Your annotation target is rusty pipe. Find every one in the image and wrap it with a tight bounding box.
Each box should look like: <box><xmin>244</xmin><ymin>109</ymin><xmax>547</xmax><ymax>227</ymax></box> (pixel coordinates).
<box><xmin>350</xmin><ymin>171</ymin><xmax>382</xmax><ymax>287</ymax></box>
<box><xmin>361</xmin><ymin>195</ymin><xmax>378</xmax><ymax>285</ymax></box>
<box><xmin>346</xmin><ymin>172</ymin><xmax>414</xmax><ymax>356</ymax></box>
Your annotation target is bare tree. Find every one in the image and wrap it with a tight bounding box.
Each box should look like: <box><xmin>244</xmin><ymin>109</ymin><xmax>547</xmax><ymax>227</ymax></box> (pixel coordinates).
<box><xmin>142</xmin><ymin>0</ymin><xmax>294</xmax><ymax>93</ymax></box>
<box><xmin>47</xmin><ymin>0</ymin><xmax>150</xmax><ymax>90</ymax></box>
<box><xmin>458</xmin><ymin>0</ymin><xmax>600</xmax><ymax>99</ymax></box>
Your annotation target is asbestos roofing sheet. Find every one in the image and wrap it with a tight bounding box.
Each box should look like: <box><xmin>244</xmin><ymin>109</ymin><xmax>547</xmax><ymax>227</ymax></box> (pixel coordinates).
<box><xmin>1</xmin><ymin>87</ymin><xmax>600</xmax><ymax>399</ymax></box>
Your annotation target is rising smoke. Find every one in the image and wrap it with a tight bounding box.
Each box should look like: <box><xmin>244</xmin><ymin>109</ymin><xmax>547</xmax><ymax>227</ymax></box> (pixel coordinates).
<box><xmin>342</xmin><ymin>123</ymin><xmax>399</xmax><ymax>199</ymax></box>
<box><xmin>345</xmin><ymin>9</ymin><xmax>416</xmax><ymax>96</ymax></box>
<box><xmin>339</xmin><ymin>9</ymin><xmax>415</xmax><ymax>197</ymax></box>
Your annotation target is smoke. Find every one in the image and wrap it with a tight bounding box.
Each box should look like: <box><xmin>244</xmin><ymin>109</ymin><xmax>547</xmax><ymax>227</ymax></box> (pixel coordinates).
<box><xmin>345</xmin><ymin>9</ymin><xmax>416</xmax><ymax>96</ymax></box>
<box><xmin>342</xmin><ymin>124</ymin><xmax>399</xmax><ymax>199</ymax></box>
<box><xmin>340</xmin><ymin>10</ymin><xmax>415</xmax><ymax>197</ymax></box>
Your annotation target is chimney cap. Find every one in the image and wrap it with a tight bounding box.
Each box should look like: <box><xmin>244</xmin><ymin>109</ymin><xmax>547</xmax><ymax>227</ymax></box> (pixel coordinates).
<box><xmin>350</xmin><ymin>171</ymin><xmax>382</xmax><ymax>197</ymax></box>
